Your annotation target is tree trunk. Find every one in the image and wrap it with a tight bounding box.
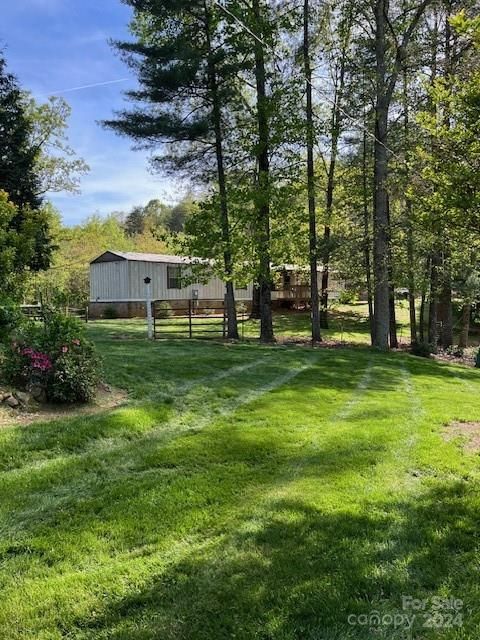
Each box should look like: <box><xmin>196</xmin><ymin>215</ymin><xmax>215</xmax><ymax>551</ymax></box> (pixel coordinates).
<box><xmin>250</xmin><ymin>284</ymin><xmax>261</xmax><ymax>319</ymax></box>
<box><xmin>438</xmin><ymin>257</ymin><xmax>453</xmax><ymax>348</ymax></box>
<box><xmin>320</xmin><ymin>177</ymin><xmax>333</xmax><ymax>330</ymax></box>
<box><xmin>252</xmin><ymin>0</ymin><xmax>274</xmax><ymax>343</ymax></box>
<box><xmin>204</xmin><ymin>4</ymin><xmax>238</xmax><ymax>339</ymax></box>
<box><xmin>419</xmin><ymin>257</ymin><xmax>430</xmax><ymax>343</ymax></box>
<box><xmin>320</xmin><ymin>250</ymin><xmax>329</xmax><ymax>329</ymax></box>
<box><xmin>419</xmin><ymin>291</ymin><xmax>426</xmax><ymax>343</ymax></box>
<box><xmin>372</xmin><ymin>0</ymin><xmax>390</xmax><ymax>349</ymax></box>
<box><xmin>428</xmin><ymin>252</ymin><xmax>441</xmax><ymax>351</ymax></box>
<box><xmin>407</xmin><ymin>215</ymin><xmax>417</xmax><ymax>344</ymax></box>
<box><xmin>386</xmin><ymin>195</ymin><xmax>398</xmax><ymax>348</ymax></box>
<box><xmin>408</xmin><ymin>287</ymin><xmax>417</xmax><ymax>344</ymax></box>
<box><xmin>458</xmin><ymin>303</ymin><xmax>470</xmax><ymax>348</ymax></box>
<box><xmin>403</xmin><ymin>69</ymin><xmax>417</xmax><ymax>344</ymax></box>
<box><xmin>304</xmin><ymin>0</ymin><xmax>321</xmax><ymax>343</ymax></box>
<box><xmin>372</xmin><ymin>0</ymin><xmax>431</xmax><ymax>348</ymax></box>
<box><xmin>320</xmin><ymin>13</ymin><xmax>350</xmax><ymax>330</ymax></box>
<box><xmin>389</xmin><ymin>285</ymin><xmax>398</xmax><ymax>348</ymax></box>
<box><xmin>362</xmin><ymin>92</ymin><xmax>375</xmax><ymax>344</ymax></box>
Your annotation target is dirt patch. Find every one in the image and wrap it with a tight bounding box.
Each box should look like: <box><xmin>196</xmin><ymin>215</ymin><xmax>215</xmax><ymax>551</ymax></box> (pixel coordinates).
<box><xmin>433</xmin><ymin>350</ymin><xmax>477</xmax><ymax>368</ymax></box>
<box><xmin>443</xmin><ymin>421</ymin><xmax>480</xmax><ymax>452</ymax></box>
<box><xmin>0</xmin><ymin>386</ymin><xmax>129</xmax><ymax>428</ymax></box>
<box><xmin>274</xmin><ymin>337</ymin><xmax>364</xmax><ymax>348</ymax></box>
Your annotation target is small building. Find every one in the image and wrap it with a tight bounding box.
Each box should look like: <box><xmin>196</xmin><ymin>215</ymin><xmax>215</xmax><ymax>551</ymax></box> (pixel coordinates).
<box><xmin>89</xmin><ymin>251</ymin><xmax>253</xmax><ymax>318</ymax></box>
<box><xmin>89</xmin><ymin>250</ymin><xmax>346</xmax><ymax>319</ymax></box>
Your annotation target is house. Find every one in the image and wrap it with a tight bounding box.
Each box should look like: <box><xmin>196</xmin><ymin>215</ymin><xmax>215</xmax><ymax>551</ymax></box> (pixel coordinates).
<box><xmin>271</xmin><ymin>264</ymin><xmax>345</xmax><ymax>308</ymax></box>
<box><xmin>89</xmin><ymin>250</ymin><xmax>346</xmax><ymax>319</ymax></box>
<box><xmin>89</xmin><ymin>251</ymin><xmax>253</xmax><ymax>318</ymax></box>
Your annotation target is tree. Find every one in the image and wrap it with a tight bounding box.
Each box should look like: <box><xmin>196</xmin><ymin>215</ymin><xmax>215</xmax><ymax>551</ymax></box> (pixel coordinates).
<box><xmin>317</xmin><ymin>0</ymin><xmax>354</xmax><ymax>330</ymax></box>
<box><xmin>417</xmin><ymin>12</ymin><xmax>480</xmax><ymax>348</ymax></box>
<box><xmin>24</xmin><ymin>95</ymin><xmax>89</xmax><ymax>196</ymax></box>
<box><xmin>125</xmin><ymin>205</ymin><xmax>146</xmax><ymax>236</ymax></box>
<box><xmin>247</xmin><ymin>0</ymin><xmax>275</xmax><ymax>343</ymax></box>
<box><xmin>371</xmin><ymin>0</ymin><xmax>432</xmax><ymax>349</ymax></box>
<box><xmin>0</xmin><ymin>191</ymin><xmax>52</xmax><ymax>298</ymax></box>
<box><xmin>0</xmin><ymin>54</ymin><xmax>54</xmax><ymax>278</ymax></box>
<box><xmin>105</xmin><ymin>0</ymin><xmax>242</xmax><ymax>338</ymax></box>
<box><xmin>0</xmin><ymin>56</ymin><xmax>40</xmax><ymax>210</ymax></box>
<box><xmin>303</xmin><ymin>0</ymin><xmax>321</xmax><ymax>343</ymax></box>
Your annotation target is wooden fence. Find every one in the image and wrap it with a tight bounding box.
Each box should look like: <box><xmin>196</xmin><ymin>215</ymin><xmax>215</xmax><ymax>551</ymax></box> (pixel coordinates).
<box><xmin>153</xmin><ymin>300</ymin><xmax>247</xmax><ymax>340</ymax></box>
<box><xmin>20</xmin><ymin>305</ymin><xmax>89</xmax><ymax>323</ymax></box>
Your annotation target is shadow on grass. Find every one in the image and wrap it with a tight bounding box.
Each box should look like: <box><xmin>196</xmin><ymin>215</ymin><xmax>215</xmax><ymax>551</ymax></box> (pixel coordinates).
<box><xmin>74</xmin><ymin>481</ymin><xmax>479</xmax><ymax>640</ymax></box>
<box><xmin>2</xmin><ymin>341</ymin><xmax>480</xmax><ymax>638</ymax></box>
<box><xmin>0</xmin><ymin>346</ymin><xmax>427</xmax><ymax>473</ymax></box>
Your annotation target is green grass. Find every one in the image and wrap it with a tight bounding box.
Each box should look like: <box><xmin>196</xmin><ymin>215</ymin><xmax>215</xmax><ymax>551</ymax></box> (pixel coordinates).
<box><xmin>107</xmin><ymin>302</ymin><xmax>407</xmax><ymax>344</ymax></box>
<box><xmin>1</xmin><ymin>321</ymin><xmax>480</xmax><ymax>638</ymax></box>
<box><xmin>150</xmin><ymin>302</ymin><xmax>480</xmax><ymax>347</ymax></box>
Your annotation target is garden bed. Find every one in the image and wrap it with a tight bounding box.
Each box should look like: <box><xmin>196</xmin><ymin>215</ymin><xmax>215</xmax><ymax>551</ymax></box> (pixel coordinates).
<box><xmin>0</xmin><ymin>384</ymin><xmax>128</xmax><ymax>428</ymax></box>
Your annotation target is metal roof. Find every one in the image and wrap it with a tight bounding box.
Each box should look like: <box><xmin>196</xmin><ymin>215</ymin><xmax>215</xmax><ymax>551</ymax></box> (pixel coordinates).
<box><xmin>91</xmin><ymin>251</ymin><xmax>207</xmax><ymax>265</ymax></box>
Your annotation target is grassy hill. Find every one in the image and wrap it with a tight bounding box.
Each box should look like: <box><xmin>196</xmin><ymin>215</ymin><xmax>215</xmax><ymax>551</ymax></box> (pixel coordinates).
<box><xmin>0</xmin><ymin>322</ymin><xmax>479</xmax><ymax>638</ymax></box>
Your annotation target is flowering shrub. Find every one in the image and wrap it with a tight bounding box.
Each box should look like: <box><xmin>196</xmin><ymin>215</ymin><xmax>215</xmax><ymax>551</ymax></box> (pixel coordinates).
<box><xmin>3</xmin><ymin>312</ymin><xmax>101</xmax><ymax>404</ymax></box>
<box><xmin>48</xmin><ymin>337</ymin><xmax>100</xmax><ymax>403</ymax></box>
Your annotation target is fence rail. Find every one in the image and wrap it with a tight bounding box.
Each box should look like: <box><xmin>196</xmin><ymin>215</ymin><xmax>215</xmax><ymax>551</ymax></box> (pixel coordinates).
<box><xmin>20</xmin><ymin>305</ymin><xmax>88</xmax><ymax>323</ymax></box>
<box><xmin>153</xmin><ymin>300</ymin><xmax>247</xmax><ymax>340</ymax></box>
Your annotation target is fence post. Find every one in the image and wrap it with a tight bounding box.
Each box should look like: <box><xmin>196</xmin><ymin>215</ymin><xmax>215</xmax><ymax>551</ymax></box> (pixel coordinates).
<box><xmin>144</xmin><ymin>277</ymin><xmax>153</xmax><ymax>340</ymax></box>
<box><xmin>189</xmin><ymin>299</ymin><xmax>193</xmax><ymax>338</ymax></box>
<box><xmin>223</xmin><ymin>304</ymin><xmax>226</xmax><ymax>339</ymax></box>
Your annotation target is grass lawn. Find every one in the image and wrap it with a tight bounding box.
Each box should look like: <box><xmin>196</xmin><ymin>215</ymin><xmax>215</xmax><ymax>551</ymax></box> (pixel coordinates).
<box><xmin>142</xmin><ymin>302</ymin><xmax>409</xmax><ymax>344</ymax></box>
<box><xmin>149</xmin><ymin>301</ymin><xmax>480</xmax><ymax>347</ymax></box>
<box><xmin>1</xmin><ymin>319</ymin><xmax>480</xmax><ymax>638</ymax></box>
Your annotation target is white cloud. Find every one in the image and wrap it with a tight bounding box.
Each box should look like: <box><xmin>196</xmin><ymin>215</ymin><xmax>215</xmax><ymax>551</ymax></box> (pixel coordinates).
<box><xmin>49</xmin><ymin>149</ymin><xmax>189</xmax><ymax>225</ymax></box>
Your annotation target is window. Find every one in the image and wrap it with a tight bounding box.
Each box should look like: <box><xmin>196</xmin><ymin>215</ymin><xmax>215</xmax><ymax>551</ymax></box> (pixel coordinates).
<box><xmin>167</xmin><ymin>265</ymin><xmax>182</xmax><ymax>289</ymax></box>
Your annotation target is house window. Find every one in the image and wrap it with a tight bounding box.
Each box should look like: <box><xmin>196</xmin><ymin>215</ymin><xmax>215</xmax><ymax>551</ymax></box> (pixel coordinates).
<box><xmin>167</xmin><ymin>265</ymin><xmax>182</xmax><ymax>289</ymax></box>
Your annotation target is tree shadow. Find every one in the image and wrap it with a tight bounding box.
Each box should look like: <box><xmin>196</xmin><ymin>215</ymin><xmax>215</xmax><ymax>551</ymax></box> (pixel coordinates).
<box><xmin>72</xmin><ymin>481</ymin><xmax>480</xmax><ymax>639</ymax></box>
<box><xmin>2</xmin><ymin>342</ymin><xmax>480</xmax><ymax>638</ymax></box>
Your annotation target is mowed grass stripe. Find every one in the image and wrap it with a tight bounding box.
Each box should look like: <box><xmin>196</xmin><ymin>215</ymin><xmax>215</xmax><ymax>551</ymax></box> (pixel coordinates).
<box><xmin>2</xmin><ymin>329</ymin><xmax>480</xmax><ymax>639</ymax></box>
<box><xmin>0</xmin><ymin>350</ymin><xmax>380</xmax><ymax>638</ymax></box>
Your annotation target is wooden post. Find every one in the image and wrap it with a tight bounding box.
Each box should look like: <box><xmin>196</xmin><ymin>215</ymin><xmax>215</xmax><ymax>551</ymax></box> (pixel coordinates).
<box><xmin>188</xmin><ymin>299</ymin><xmax>193</xmax><ymax>339</ymax></box>
<box><xmin>144</xmin><ymin>277</ymin><xmax>153</xmax><ymax>340</ymax></box>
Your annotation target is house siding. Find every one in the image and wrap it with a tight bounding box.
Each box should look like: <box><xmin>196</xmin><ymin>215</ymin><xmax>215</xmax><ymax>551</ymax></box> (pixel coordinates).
<box><xmin>90</xmin><ymin>259</ymin><xmax>252</xmax><ymax>304</ymax></box>
<box><xmin>90</xmin><ymin>261</ymin><xmax>129</xmax><ymax>302</ymax></box>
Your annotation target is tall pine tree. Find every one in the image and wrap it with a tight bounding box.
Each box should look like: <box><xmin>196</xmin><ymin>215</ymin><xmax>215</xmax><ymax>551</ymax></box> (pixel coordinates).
<box><xmin>105</xmin><ymin>0</ymin><xmax>242</xmax><ymax>338</ymax></box>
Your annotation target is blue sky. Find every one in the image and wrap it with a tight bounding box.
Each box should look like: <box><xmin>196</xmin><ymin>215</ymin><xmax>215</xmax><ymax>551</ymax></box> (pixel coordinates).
<box><xmin>1</xmin><ymin>0</ymin><xmax>181</xmax><ymax>225</ymax></box>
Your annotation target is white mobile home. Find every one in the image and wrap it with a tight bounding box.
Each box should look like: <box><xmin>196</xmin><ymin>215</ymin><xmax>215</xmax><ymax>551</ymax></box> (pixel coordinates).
<box><xmin>89</xmin><ymin>251</ymin><xmax>252</xmax><ymax>318</ymax></box>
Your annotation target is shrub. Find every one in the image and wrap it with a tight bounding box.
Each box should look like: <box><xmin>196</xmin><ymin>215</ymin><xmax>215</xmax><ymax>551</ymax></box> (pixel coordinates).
<box><xmin>48</xmin><ymin>340</ymin><xmax>100</xmax><ymax>403</ymax></box>
<box><xmin>411</xmin><ymin>341</ymin><xmax>432</xmax><ymax>358</ymax></box>
<box><xmin>3</xmin><ymin>312</ymin><xmax>101</xmax><ymax>404</ymax></box>
<box><xmin>475</xmin><ymin>349</ymin><xmax>480</xmax><ymax>368</ymax></box>
<box><xmin>103</xmin><ymin>305</ymin><xmax>119</xmax><ymax>319</ymax></box>
<box><xmin>156</xmin><ymin>301</ymin><xmax>173</xmax><ymax>319</ymax></box>
<box><xmin>338</xmin><ymin>289</ymin><xmax>358</xmax><ymax>305</ymax></box>
<box><xmin>445</xmin><ymin>345</ymin><xmax>464</xmax><ymax>358</ymax></box>
<box><xmin>0</xmin><ymin>299</ymin><xmax>25</xmax><ymax>344</ymax></box>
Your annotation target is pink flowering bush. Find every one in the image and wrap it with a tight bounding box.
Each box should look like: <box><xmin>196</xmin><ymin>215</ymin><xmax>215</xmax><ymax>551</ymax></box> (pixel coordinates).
<box><xmin>3</xmin><ymin>312</ymin><xmax>101</xmax><ymax>404</ymax></box>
